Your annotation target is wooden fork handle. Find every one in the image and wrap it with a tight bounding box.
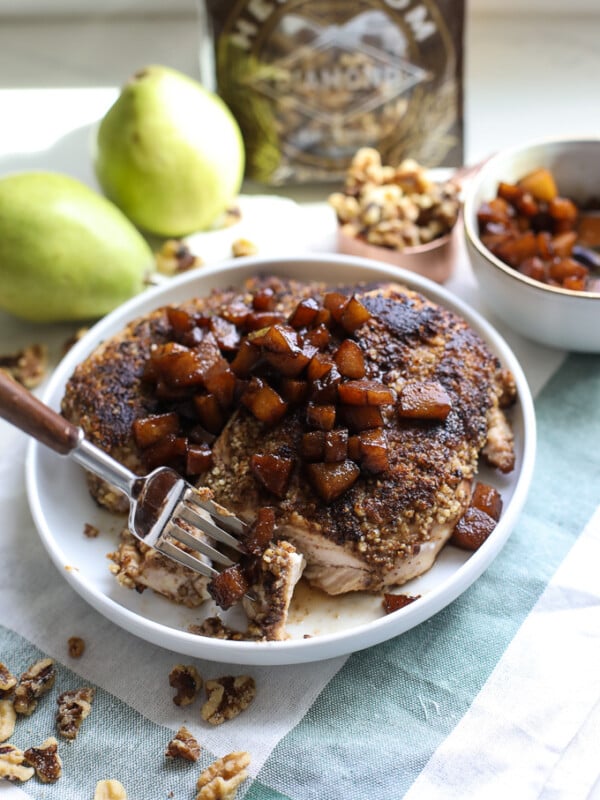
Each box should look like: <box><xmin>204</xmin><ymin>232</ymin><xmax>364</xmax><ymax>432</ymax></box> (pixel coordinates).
<box><xmin>0</xmin><ymin>368</ymin><xmax>81</xmax><ymax>455</ymax></box>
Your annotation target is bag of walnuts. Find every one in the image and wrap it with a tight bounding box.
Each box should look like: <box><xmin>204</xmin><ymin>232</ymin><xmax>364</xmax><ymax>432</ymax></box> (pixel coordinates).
<box><xmin>201</xmin><ymin>0</ymin><xmax>465</xmax><ymax>186</ymax></box>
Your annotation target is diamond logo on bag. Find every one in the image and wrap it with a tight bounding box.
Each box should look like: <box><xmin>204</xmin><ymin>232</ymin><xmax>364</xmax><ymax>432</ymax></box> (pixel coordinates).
<box><xmin>245</xmin><ymin>12</ymin><xmax>430</xmax><ymax>127</ymax></box>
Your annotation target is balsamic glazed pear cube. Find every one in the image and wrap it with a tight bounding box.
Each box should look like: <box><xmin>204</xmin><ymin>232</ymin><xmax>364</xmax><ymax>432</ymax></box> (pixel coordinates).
<box><xmin>450</xmin><ymin>506</ymin><xmax>497</xmax><ymax>551</ymax></box>
<box><xmin>309</xmin><ymin>365</ymin><xmax>341</xmax><ymax>404</ymax></box>
<box><xmin>247</xmin><ymin>323</ymin><xmax>299</xmax><ymax>354</ymax></box>
<box><xmin>340</xmin><ymin>295</ymin><xmax>371</xmax><ymax>333</ymax></box>
<box><xmin>334</xmin><ymin>339</ymin><xmax>365</xmax><ymax>378</ymax></box>
<box><xmin>250</xmin><ymin>453</ymin><xmax>294</xmax><ymax>498</ymax></box>
<box><xmin>219</xmin><ymin>301</ymin><xmax>249</xmax><ymax>327</ymax></box>
<box><xmin>132</xmin><ymin>412</ymin><xmax>180</xmax><ymax>449</ymax></box>
<box><xmin>323</xmin><ymin>428</ymin><xmax>349</xmax><ymax>463</ymax></box>
<box><xmin>185</xmin><ymin>442</ymin><xmax>213</xmax><ymax>475</ymax></box>
<box><xmin>150</xmin><ymin>342</ymin><xmax>207</xmax><ymax>388</ymax></box>
<box><xmin>264</xmin><ymin>350</ymin><xmax>311</xmax><ymax>377</ymax></box>
<box><xmin>142</xmin><ymin>433</ymin><xmax>188</xmax><ymax>469</ymax></box>
<box><xmin>349</xmin><ymin>429</ymin><xmax>389</xmax><ymax>473</ymax></box>
<box><xmin>301</xmin><ymin>323</ymin><xmax>331</xmax><ymax>350</ymax></box>
<box><xmin>323</xmin><ymin>291</ymin><xmax>349</xmax><ymax>324</ymax></box>
<box><xmin>166</xmin><ymin>306</ymin><xmax>195</xmax><ymax>337</ymax></box>
<box><xmin>192</xmin><ymin>393</ymin><xmax>225</xmax><ymax>434</ymax></box>
<box><xmin>306</xmin><ymin>352</ymin><xmax>334</xmax><ymax>383</ymax></box>
<box><xmin>244</xmin><ymin>311</ymin><xmax>287</xmax><ymax>331</ymax></box>
<box><xmin>210</xmin><ymin>315</ymin><xmax>241</xmax><ymax>352</ymax></box>
<box><xmin>341</xmin><ymin>405</ymin><xmax>384</xmax><ymax>431</ymax></box>
<box><xmin>203</xmin><ymin>360</ymin><xmax>236</xmax><ymax>409</ymax></box>
<box><xmin>241</xmin><ymin>377</ymin><xmax>288</xmax><ymax>424</ymax></box>
<box><xmin>398</xmin><ymin>380</ymin><xmax>452</xmax><ymax>421</ymax></box>
<box><xmin>306</xmin><ymin>402</ymin><xmax>336</xmax><ymax>431</ymax></box>
<box><xmin>242</xmin><ymin>506</ymin><xmax>276</xmax><ymax>556</ymax></box>
<box><xmin>382</xmin><ymin>593</ymin><xmax>420</xmax><ymax>614</ymax></box>
<box><xmin>301</xmin><ymin>430</ymin><xmax>326</xmax><ymax>461</ymax></box>
<box><xmin>230</xmin><ymin>338</ymin><xmax>262</xmax><ymax>377</ymax></box>
<box><xmin>208</xmin><ymin>563</ymin><xmax>249</xmax><ymax>610</ymax></box>
<box><xmin>470</xmin><ymin>481</ymin><xmax>503</xmax><ymax>521</ymax></box>
<box><xmin>306</xmin><ymin>460</ymin><xmax>360</xmax><ymax>503</ymax></box>
<box><xmin>252</xmin><ymin>286</ymin><xmax>276</xmax><ymax>311</ymax></box>
<box><xmin>337</xmin><ymin>379</ymin><xmax>394</xmax><ymax>406</ymax></box>
<box><xmin>279</xmin><ymin>377</ymin><xmax>309</xmax><ymax>405</ymax></box>
<box><xmin>288</xmin><ymin>297</ymin><xmax>320</xmax><ymax>329</ymax></box>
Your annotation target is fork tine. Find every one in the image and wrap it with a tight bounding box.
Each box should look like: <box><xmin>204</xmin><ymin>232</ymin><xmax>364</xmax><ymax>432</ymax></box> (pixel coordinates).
<box><xmin>178</xmin><ymin>497</ymin><xmax>246</xmax><ymax>553</ymax></box>
<box><xmin>184</xmin><ymin>487</ymin><xmax>247</xmax><ymax>537</ymax></box>
<box><xmin>165</xmin><ymin>519</ymin><xmax>237</xmax><ymax>567</ymax></box>
<box><xmin>156</xmin><ymin>539</ymin><xmax>219</xmax><ymax>580</ymax></box>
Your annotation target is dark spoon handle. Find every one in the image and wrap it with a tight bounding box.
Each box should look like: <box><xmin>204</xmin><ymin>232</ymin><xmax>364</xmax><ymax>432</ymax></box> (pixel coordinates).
<box><xmin>0</xmin><ymin>368</ymin><xmax>81</xmax><ymax>455</ymax></box>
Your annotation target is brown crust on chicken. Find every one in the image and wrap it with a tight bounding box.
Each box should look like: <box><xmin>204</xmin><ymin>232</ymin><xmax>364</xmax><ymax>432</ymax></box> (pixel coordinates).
<box><xmin>62</xmin><ymin>275</ymin><xmax>516</xmax><ymax>596</ymax></box>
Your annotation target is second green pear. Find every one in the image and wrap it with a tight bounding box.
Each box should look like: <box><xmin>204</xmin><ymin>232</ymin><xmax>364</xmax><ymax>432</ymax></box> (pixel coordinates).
<box><xmin>95</xmin><ymin>65</ymin><xmax>245</xmax><ymax>237</ymax></box>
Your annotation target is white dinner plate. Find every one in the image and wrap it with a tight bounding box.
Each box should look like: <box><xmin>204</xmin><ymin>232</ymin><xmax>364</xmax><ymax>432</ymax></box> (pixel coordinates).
<box><xmin>26</xmin><ymin>254</ymin><xmax>536</xmax><ymax>666</ymax></box>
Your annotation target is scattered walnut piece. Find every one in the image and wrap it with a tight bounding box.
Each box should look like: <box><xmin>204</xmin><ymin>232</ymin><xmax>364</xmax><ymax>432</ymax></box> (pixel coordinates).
<box><xmin>0</xmin><ymin>344</ymin><xmax>47</xmax><ymax>388</ymax></box>
<box><xmin>23</xmin><ymin>736</ymin><xmax>62</xmax><ymax>783</ymax></box>
<box><xmin>0</xmin><ymin>699</ymin><xmax>16</xmax><ymax>742</ymax></box>
<box><xmin>169</xmin><ymin>664</ymin><xmax>202</xmax><ymax>707</ymax></box>
<box><xmin>56</xmin><ymin>686</ymin><xmax>95</xmax><ymax>740</ymax></box>
<box><xmin>67</xmin><ymin>636</ymin><xmax>85</xmax><ymax>659</ymax></box>
<box><xmin>231</xmin><ymin>238</ymin><xmax>258</xmax><ymax>258</ymax></box>
<box><xmin>0</xmin><ymin>662</ymin><xmax>17</xmax><ymax>697</ymax></box>
<box><xmin>196</xmin><ymin>751</ymin><xmax>250</xmax><ymax>800</ymax></box>
<box><xmin>13</xmin><ymin>657</ymin><xmax>55</xmax><ymax>716</ymax></box>
<box><xmin>94</xmin><ymin>779</ymin><xmax>128</xmax><ymax>799</ymax></box>
<box><xmin>0</xmin><ymin>743</ymin><xmax>35</xmax><ymax>783</ymax></box>
<box><xmin>83</xmin><ymin>522</ymin><xmax>100</xmax><ymax>538</ymax></box>
<box><xmin>165</xmin><ymin>725</ymin><xmax>201</xmax><ymax>762</ymax></box>
<box><xmin>201</xmin><ymin>676</ymin><xmax>256</xmax><ymax>726</ymax></box>
<box><xmin>156</xmin><ymin>239</ymin><xmax>203</xmax><ymax>276</ymax></box>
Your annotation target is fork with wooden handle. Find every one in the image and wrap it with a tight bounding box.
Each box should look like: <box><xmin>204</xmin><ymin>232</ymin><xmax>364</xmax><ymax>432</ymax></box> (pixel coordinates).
<box><xmin>0</xmin><ymin>368</ymin><xmax>247</xmax><ymax>579</ymax></box>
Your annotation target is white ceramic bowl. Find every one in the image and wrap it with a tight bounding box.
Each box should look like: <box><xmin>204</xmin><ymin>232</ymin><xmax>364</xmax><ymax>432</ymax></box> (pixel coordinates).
<box><xmin>463</xmin><ymin>137</ymin><xmax>600</xmax><ymax>352</ymax></box>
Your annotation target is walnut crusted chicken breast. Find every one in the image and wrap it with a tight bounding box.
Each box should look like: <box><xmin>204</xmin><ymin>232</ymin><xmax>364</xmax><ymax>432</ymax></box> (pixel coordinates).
<box><xmin>61</xmin><ymin>275</ymin><xmax>516</xmax><ymax>612</ymax></box>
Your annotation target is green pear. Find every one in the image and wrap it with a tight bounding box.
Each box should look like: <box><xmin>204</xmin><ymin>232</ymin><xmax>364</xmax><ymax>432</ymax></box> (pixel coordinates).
<box><xmin>0</xmin><ymin>171</ymin><xmax>154</xmax><ymax>323</ymax></box>
<box><xmin>94</xmin><ymin>65</ymin><xmax>245</xmax><ymax>237</ymax></box>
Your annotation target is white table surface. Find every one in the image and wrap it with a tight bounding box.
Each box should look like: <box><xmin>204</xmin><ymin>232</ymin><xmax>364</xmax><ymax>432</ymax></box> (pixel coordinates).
<box><xmin>0</xmin><ymin>9</ymin><xmax>599</xmax><ymax>799</ymax></box>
